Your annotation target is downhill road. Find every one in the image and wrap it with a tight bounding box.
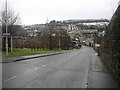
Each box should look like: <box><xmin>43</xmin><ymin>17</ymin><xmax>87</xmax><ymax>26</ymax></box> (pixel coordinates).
<box><xmin>2</xmin><ymin>46</ymin><xmax>118</xmax><ymax>88</ymax></box>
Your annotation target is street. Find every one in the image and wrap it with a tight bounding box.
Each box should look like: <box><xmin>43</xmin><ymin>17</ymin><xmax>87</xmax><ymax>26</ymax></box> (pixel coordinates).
<box><xmin>2</xmin><ymin>46</ymin><xmax>118</xmax><ymax>88</ymax></box>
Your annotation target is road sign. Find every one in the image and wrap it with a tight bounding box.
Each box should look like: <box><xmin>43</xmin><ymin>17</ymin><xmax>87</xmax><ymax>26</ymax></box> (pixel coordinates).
<box><xmin>2</xmin><ymin>33</ymin><xmax>10</xmax><ymax>36</ymax></box>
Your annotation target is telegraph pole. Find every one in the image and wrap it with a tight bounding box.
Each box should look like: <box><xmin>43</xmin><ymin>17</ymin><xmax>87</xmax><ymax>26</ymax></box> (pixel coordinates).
<box><xmin>5</xmin><ymin>0</ymin><xmax>8</xmax><ymax>55</ymax></box>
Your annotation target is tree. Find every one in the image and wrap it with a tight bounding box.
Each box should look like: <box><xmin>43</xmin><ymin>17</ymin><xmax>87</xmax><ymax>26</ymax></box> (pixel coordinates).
<box><xmin>0</xmin><ymin>3</ymin><xmax>21</xmax><ymax>52</ymax></box>
<box><xmin>1</xmin><ymin>8</ymin><xmax>21</xmax><ymax>34</ymax></box>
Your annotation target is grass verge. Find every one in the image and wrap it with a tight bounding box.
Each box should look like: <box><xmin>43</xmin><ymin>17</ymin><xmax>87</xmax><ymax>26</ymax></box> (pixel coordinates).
<box><xmin>0</xmin><ymin>51</ymin><xmax>2</xmax><ymax>56</ymax></box>
<box><xmin>2</xmin><ymin>48</ymin><xmax>64</xmax><ymax>57</ymax></box>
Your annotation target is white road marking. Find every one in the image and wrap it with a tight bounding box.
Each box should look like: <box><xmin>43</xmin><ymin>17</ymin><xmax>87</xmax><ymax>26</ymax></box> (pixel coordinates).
<box><xmin>35</xmin><ymin>68</ymin><xmax>38</xmax><ymax>70</ymax></box>
<box><xmin>34</xmin><ymin>66</ymin><xmax>42</xmax><ymax>70</ymax></box>
<box><xmin>4</xmin><ymin>76</ymin><xmax>17</xmax><ymax>82</ymax></box>
<box><xmin>43</xmin><ymin>65</ymin><xmax>46</xmax><ymax>67</ymax></box>
<box><xmin>4</xmin><ymin>65</ymin><xmax>46</xmax><ymax>82</ymax></box>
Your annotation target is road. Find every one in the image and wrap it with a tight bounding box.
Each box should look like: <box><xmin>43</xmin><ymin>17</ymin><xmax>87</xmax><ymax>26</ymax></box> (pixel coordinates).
<box><xmin>2</xmin><ymin>46</ymin><xmax>118</xmax><ymax>88</ymax></box>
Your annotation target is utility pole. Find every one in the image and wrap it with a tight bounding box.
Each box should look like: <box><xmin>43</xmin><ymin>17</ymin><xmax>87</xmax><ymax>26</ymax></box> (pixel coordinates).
<box><xmin>5</xmin><ymin>0</ymin><xmax>8</xmax><ymax>55</ymax></box>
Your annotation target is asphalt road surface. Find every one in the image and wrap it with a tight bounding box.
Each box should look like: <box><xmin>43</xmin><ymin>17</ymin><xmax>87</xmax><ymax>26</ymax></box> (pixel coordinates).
<box><xmin>2</xmin><ymin>46</ymin><xmax>118</xmax><ymax>88</ymax></box>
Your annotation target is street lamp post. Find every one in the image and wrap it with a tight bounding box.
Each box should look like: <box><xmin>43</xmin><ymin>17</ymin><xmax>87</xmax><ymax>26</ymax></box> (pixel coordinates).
<box><xmin>5</xmin><ymin>0</ymin><xmax>8</xmax><ymax>55</ymax></box>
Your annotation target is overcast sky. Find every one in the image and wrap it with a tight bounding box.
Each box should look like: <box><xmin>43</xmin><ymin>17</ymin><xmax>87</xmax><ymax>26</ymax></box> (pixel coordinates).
<box><xmin>0</xmin><ymin>0</ymin><xmax>119</xmax><ymax>25</ymax></box>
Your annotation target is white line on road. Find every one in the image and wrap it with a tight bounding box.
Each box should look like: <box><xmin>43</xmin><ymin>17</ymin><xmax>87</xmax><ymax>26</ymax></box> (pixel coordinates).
<box><xmin>34</xmin><ymin>68</ymin><xmax>38</xmax><ymax>70</ymax></box>
<box><xmin>43</xmin><ymin>65</ymin><xmax>46</xmax><ymax>67</ymax></box>
<box><xmin>4</xmin><ymin>76</ymin><xmax>17</xmax><ymax>82</ymax></box>
<box><xmin>4</xmin><ymin>66</ymin><xmax>44</xmax><ymax>82</ymax></box>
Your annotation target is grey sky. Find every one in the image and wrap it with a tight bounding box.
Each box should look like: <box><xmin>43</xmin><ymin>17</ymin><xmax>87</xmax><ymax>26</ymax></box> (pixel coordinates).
<box><xmin>0</xmin><ymin>0</ymin><xmax>119</xmax><ymax>25</ymax></box>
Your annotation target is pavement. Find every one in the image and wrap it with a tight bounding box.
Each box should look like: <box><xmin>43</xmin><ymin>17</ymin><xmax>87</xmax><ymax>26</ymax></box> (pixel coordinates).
<box><xmin>0</xmin><ymin>51</ymin><xmax>69</xmax><ymax>63</ymax></box>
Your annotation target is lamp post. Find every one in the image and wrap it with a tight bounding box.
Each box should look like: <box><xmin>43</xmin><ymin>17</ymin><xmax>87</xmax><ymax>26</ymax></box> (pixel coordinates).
<box><xmin>5</xmin><ymin>0</ymin><xmax>8</xmax><ymax>55</ymax></box>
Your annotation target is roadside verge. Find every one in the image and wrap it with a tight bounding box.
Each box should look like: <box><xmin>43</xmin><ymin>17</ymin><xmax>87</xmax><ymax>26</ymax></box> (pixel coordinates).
<box><xmin>1</xmin><ymin>51</ymin><xmax>69</xmax><ymax>63</ymax></box>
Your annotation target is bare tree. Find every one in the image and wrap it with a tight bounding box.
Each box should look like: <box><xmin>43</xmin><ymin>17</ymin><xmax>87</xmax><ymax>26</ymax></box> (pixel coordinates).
<box><xmin>47</xmin><ymin>20</ymin><xmax>72</xmax><ymax>50</ymax></box>
<box><xmin>0</xmin><ymin>4</ymin><xmax>21</xmax><ymax>52</ymax></box>
<box><xmin>1</xmin><ymin>9</ymin><xmax>21</xmax><ymax>33</ymax></box>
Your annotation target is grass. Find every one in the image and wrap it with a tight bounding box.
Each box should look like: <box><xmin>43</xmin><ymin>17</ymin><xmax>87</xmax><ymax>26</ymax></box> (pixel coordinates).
<box><xmin>2</xmin><ymin>48</ymin><xmax>64</xmax><ymax>57</ymax></box>
<box><xmin>0</xmin><ymin>51</ymin><xmax>2</xmax><ymax>56</ymax></box>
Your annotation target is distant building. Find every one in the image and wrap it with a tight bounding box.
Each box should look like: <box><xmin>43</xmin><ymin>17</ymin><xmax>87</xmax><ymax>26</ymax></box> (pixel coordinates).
<box><xmin>63</xmin><ymin>19</ymin><xmax>109</xmax><ymax>24</ymax></box>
